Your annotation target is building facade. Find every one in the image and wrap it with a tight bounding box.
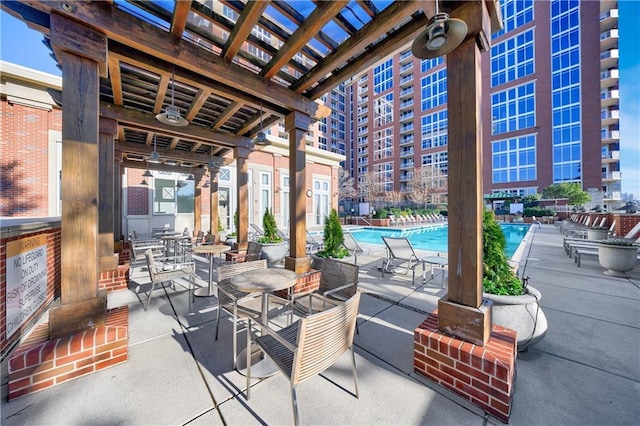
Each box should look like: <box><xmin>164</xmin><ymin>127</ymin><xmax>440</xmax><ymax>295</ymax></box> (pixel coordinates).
<box><xmin>345</xmin><ymin>0</ymin><xmax>621</xmax><ymax>210</ymax></box>
<box><xmin>0</xmin><ymin>61</ymin><xmax>343</xmax><ymax>233</ymax></box>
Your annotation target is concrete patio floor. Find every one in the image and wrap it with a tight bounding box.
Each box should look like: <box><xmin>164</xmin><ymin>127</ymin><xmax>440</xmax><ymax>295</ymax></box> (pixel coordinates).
<box><xmin>2</xmin><ymin>225</ymin><xmax>639</xmax><ymax>425</ymax></box>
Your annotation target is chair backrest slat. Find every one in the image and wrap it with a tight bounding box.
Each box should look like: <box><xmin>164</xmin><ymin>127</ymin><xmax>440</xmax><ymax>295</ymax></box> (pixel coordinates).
<box><xmin>217</xmin><ymin>259</ymin><xmax>267</xmax><ymax>283</ymax></box>
<box><xmin>319</xmin><ymin>258</ymin><xmax>359</xmax><ymax>299</ymax></box>
<box><xmin>293</xmin><ymin>292</ymin><xmax>360</xmax><ymax>384</ymax></box>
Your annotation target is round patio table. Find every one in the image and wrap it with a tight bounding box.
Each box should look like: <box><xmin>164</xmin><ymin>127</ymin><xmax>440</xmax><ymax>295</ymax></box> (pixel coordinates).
<box><xmin>231</xmin><ymin>268</ymin><xmax>297</xmax><ymax>377</ymax></box>
<box><xmin>192</xmin><ymin>244</ymin><xmax>231</xmax><ymax>297</ymax></box>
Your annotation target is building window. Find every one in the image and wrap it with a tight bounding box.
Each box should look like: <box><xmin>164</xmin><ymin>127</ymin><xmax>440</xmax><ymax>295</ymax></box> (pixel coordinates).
<box><xmin>373</xmin><ymin>162</ymin><xmax>393</xmax><ymax>192</ymax></box>
<box><xmin>550</xmin><ymin>0</ymin><xmax>581</xmax><ymax>183</ymax></box>
<box><xmin>219</xmin><ymin>168</ymin><xmax>231</xmax><ymax>181</ymax></box>
<box><xmin>373</xmin><ymin>128</ymin><xmax>393</xmax><ymax>160</ymax></box>
<box><xmin>493</xmin><ymin>0</ymin><xmax>534</xmax><ymax>38</ymax></box>
<box><xmin>421</xmin><ymin>110</ymin><xmax>448</xmax><ymax>149</ymax></box>
<box><xmin>491</xmin><ymin>82</ymin><xmax>536</xmax><ymax>135</ymax></box>
<box><xmin>421</xmin><ymin>151</ymin><xmax>448</xmax><ymax>175</ymax></box>
<box><xmin>420</xmin><ymin>57</ymin><xmax>444</xmax><ymax>73</ymax></box>
<box><xmin>420</xmin><ymin>69</ymin><xmax>447</xmax><ymax>111</ymax></box>
<box><xmin>491</xmin><ymin>28</ymin><xmax>535</xmax><ymax>87</ymax></box>
<box><xmin>491</xmin><ymin>134</ymin><xmax>537</xmax><ymax>183</ymax></box>
<box><xmin>153</xmin><ymin>177</ymin><xmax>194</xmax><ymax>214</ymax></box>
<box><xmin>373</xmin><ymin>94</ymin><xmax>393</xmax><ymax>127</ymax></box>
<box><xmin>373</xmin><ymin>59</ymin><xmax>393</xmax><ymax>94</ymax></box>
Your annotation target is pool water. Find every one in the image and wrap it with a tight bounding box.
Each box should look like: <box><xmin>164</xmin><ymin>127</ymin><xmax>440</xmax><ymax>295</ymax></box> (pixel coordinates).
<box><xmin>349</xmin><ymin>224</ymin><xmax>530</xmax><ymax>258</ymax></box>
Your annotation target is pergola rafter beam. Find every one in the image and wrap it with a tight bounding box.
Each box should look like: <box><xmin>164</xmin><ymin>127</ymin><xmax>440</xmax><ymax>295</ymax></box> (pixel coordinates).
<box><xmin>222</xmin><ymin>0</ymin><xmax>270</xmax><ymax>61</ymax></box>
<box><xmin>170</xmin><ymin>0</ymin><xmax>192</xmax><ymax>40</ymax></box>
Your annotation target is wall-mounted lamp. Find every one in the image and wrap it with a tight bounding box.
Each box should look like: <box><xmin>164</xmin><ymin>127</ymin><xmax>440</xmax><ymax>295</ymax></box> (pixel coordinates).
<box><xmin>275</xmin><ymin>186</ymin><xmax>282</xmax><ymax>193</ymax></box>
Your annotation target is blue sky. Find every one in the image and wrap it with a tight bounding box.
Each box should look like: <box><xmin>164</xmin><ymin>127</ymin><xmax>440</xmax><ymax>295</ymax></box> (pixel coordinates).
<box><xmin>1</xmin><ymin>3</ymin><xmax>639</xmax><ymax>197</ymax></box>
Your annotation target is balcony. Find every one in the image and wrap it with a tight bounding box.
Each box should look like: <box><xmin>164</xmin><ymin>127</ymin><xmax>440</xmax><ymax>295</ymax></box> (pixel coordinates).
<box><xmin>399</xmin><ymin>148</ymin><xmax>414</xmax><ymax>157</ymax></box>
<box><xmin>601</xmin><ymin>150</ymin><xmax>620</xmax><ymax>163</ymax></box>
<box><xmin>400</xmin><ymin>62</ymin><xmax>413</xmax><ymax>75</ymax></box>
<box><xmin>600</xmin><ymin>29</ymin><xmax>619</xmax><ymax>51</ymax></box>
<box><xmin>601</xmin><ymin>109</ymin><xmax>619</xmax><ymax>126</ymax></box>
<box><xmin>400</xmin><ymin>135</ymin><xmax>414</xmax><ymax>146</ymax></box>
<box><xmin>603</xmin><ymin>191</ymin><xmax>622</xmax><ymax>201</ymax></box>
<box><xmin>600</xmin><ymin>89</ymin><xmax>619</xmax><ymax>107</ymax></box>
<box><xmin>399</xmin><ymin>75</ymin><xmax>413</xmax><ymax>87</ymax></box>
<box><xmin>602</xmin><ymin>171</ymin><xmax>621</xmax><ymax>181</ymax></box>
<box><xmin>400</xmin><ymin>87</ymin><xmax>414</xmax><ymax>98</ymax></box>
<box><xmin>600</xmin><ymin>69</ymin><xmax>619</xmax><ymax>89</ymax></box>
<box><xmin>600</xmin><ymin>49</ymin><xmax>619</xmax><ymax>70</ymax></box>
<box><xmin>400</xmin><ymin>99</ymin><xmax>414</xmax><ymax>110</ymax></box>
<box><xmin>400</xmin><ymin>123</ymin><xmax>414</xmax><ymax>134</ymax></box>
<box><xmin>399</xmin><ymin>50</ymin><xmax>412</xmax><ymax>62</ymax></box>
<box><xmin>399</xmin><ymin>172</ymin><xmax>413</xmax><ymax>181</ymax></box>
<box><xmin>601</xmin><ymin>129</ymin><xmax>620</xmax><ymax>142</ymax></box>
<box><xmin>400</xmin><ymin>160</ymin><xmax>414</xmax><ymax>169</ymax></box>
<box><xmin>358</xmin><ymin>96</ymin><xmax>368</xmax><ymax>105</ymax></box>
<box><xmin>400</xmin><ymin>111</ymin><xmax>414</xmax><ymax>122</ymax></box>
<box><xmin>600</xmin><ymin>9</ymin><xmax>618</xmax><ymax>32</ymax></box>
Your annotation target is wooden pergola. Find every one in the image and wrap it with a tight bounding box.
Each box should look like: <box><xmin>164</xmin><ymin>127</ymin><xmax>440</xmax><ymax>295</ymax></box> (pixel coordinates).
<box><xmin>3</xmin><ymin>1</ymin><xmax>501</xmax><ymax>345</ymax></box>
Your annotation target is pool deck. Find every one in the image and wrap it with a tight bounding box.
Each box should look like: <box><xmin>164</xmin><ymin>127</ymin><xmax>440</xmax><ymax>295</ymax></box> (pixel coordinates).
<box><xmin>1</xmin><ymin>224</ymin><xmax>639</xmax><ymax>425</ymax></box>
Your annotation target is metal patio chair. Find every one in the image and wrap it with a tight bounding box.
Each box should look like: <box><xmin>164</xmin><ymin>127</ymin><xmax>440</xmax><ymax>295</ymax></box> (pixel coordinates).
<box><xmin>246</xmin><ymin>292</ymin><xmax>361</xmax><ymax>426</ymax></box>
<box><xmin>380</xmin><ymin>236</ymin><xmax>423</xmax><ymax>285</ymax></box>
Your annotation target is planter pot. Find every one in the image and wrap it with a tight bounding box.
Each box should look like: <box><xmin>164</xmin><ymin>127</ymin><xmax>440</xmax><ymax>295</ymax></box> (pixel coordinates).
<box><xmin>258</xmin><ymin>241</ymin><xmax>288</xmax><ymax>266</ymax></box>
<box><xmin>587</xmin><ymin>229</ymin><xmax>608</xmax><ymax>241</ymax></box>
<box><xmin>483</xmin><ymin>285</ymin><xmax>548</xmax><ymax>351</ymax></box>
<box><xmin>598</xmin><ymin>244</ymin><xmax>638</xmax><ymax>277</ymax></box>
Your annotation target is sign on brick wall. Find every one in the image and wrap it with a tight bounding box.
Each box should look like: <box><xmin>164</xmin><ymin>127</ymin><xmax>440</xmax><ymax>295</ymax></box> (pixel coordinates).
<box><xmin>6</xmin><ymin>235</ymin><xmax>48</xmax><ymax>338</ymax></box>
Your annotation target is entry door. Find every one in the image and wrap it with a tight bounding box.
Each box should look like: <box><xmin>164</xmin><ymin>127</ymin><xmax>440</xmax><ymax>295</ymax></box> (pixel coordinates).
<box><xmin>280</xmin><ymin>175</ymin><xmax>290</xmax><ymax>229</ymax></box>
<box><xmin>313</xmin><ymin>179</ymin><xmax>330</xmax><ymax>226</ymax></box>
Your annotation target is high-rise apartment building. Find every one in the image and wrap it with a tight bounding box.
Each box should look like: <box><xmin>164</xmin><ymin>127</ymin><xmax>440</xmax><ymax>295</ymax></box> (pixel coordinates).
<box><xmin>343</xmin><ymin>0</ymin><xmax>621</xmax><ymax>210</ymax></box>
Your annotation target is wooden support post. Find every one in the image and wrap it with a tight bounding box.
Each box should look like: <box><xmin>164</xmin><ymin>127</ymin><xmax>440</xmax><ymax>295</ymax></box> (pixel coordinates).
<box><xmin>235</xmin><ymin>147</ymin><xmax>251</xmax><ymax>251</ymax></box>
<box><xmin>194</xmin><ymin>176</ymin><xmax>202</xmax><ymax>235</ymax></box>
<box><xmin>284</xmin><ymin>111</ymin><xmax>312</xmax><ymax>274</ymax></box>
<box><xmin>48</xmin><ymin>13</ymin><xmax>107</xmax><ymax>339</ymax></box>
<box><xmin>114</xmin><ymin>152</ymin><xmax>123</xmax><ymax>243</ymax></box>
<box><xmin>209</xmin><ymin>173</ymin><xmax>220</xmax><ymax>240</ymax></box>
<box><xmin>98</xmin><ymin>118</ymin><xmax>118</xmax><ymax>271</ymax></box>
<box><xmin>438</xmin><ymin>0</ymin><xmax>493</xmax><ymax>346</ymax></box>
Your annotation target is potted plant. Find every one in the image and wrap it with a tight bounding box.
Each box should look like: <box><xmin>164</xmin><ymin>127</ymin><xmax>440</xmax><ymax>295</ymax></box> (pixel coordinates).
<box><xmin>257</xmin><ymin>207</ymin><xmax>288</xmax><ymax>266</ymax></box>
<box><xmin>316</xmin><ymin>209</ymin><xmax>349</xmax><ymax>260</ymax></box>
<box><xmin>598</xmin><ymin>238</ymin><xmax>638</xmax><ymax>277</ymax></box>
<box><xmin>587</xmin><ymin>226</ymin><xmax>608</xmax><ymax>241</ymax></box>
<box><xmin>482</xmin><ymin>209</ymin><xmax>548</xmax><ymax>351</ymax></box>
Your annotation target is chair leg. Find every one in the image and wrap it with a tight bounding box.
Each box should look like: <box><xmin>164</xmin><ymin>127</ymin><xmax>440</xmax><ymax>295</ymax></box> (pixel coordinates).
<box><xmin>291</xmin><ymin>384</ymin><xmax>300</xmax><ymax>426</ymax></box>
<box><xmin>246</xmin><ymin>319</ymin><xmax>252</xmax><ymax>400</ymax></box>
<box><xmin>350</xmin><ymin>346</ymin><xmax>359</xmax><ymax>398</ymax></box>
<box><xmin>215</xmin><ymin>299</ymin><xmax>222</xmax><ymax>341</ymax></box>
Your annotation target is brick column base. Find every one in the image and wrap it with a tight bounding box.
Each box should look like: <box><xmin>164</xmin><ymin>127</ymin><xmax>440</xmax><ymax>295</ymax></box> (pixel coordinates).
<box><xmin>414</xmin><ymin>310</ymin><xmax>517</xmax><ymax>423</ymax></box>
<box><xmin>99</xmin><ymin>264</ymin><xmax>130</xmax><ymax>292</ymax></box>
<box><xmin>8</xmin><ymin>306</ymin><xmax>129</xmax><ymax>400</ymax></box>
<box><xmin>274</xmin><ymin>269</ymin><xmax>321</xmax><ymax>299</ymax></box>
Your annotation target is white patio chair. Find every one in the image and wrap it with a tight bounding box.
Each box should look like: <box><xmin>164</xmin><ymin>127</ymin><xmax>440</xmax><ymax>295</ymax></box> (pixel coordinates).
<box><xmin>380</xmin><ymin>236</ymin><xmax>423</xmax><ymax>285</ymax></box>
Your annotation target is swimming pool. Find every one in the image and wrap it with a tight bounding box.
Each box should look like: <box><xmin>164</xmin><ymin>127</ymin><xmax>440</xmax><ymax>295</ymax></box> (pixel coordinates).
<box><xmin>348</xmin><ymin>224</ymin><xmax>530</xmax><ymax>257</ymax></box>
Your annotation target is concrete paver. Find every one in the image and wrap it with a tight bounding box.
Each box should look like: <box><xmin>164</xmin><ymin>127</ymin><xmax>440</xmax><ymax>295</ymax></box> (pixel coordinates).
<box><xmin>1</xmin><ymin>224</ymin><xmax>639</xmax><ymax>425</ymax></box>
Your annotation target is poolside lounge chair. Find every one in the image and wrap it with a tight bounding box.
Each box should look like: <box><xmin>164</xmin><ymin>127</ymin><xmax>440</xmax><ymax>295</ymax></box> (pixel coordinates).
<box><xmin>306</xmin><ymin>231</ymin><xmax>323</xmax><ymax>253</ymax></box>
<box><xmin>380</xmin><ymin>236</ymin><xmax>423</xmax><ymax>285</ymax></box>
<box><xmin>342</xmin><ymin>232</ymin><xmax>368</xmax><ymax>265</ymax></box>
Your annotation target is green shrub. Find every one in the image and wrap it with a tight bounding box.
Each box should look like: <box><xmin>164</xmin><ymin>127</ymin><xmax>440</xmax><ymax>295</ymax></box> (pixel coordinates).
<box><xmin>523</xmin><ymin>207</ymin><xmax>556</xmax><ymax>217</ymax></box>
<box><xmin>374</xmin><ymin>208</ymin><xmax>388</xmax><ymax>219</ymax></box>
<box><xmin>317</xmin><ymin>209</ymin><xmax>349</xmax><ymax>259</ymax></box>
<box><xmin>257</xmin><ymin>208</ymin><xmax>282</xmax><ymax>244</ymax></box>
<box><xmin>482</xmin><ymin>209</ymin><xmax>524</xmax><ymax>295</ymax></box>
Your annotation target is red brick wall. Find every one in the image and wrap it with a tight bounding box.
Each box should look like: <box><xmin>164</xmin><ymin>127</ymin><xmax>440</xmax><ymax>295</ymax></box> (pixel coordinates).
<box><xmin>127</xmin><ymin>169</ymin><xmax>149</xmax><ymax>215</ymax></box>
<box><xmin>1</xmin><ymin>226</ymin><xmax>62</xmax><ymax>357</ymax></box>
<box><xmin>0</xmin><ymin>101</ymin><xmax>60</xmax><ymax>217</ymax></box>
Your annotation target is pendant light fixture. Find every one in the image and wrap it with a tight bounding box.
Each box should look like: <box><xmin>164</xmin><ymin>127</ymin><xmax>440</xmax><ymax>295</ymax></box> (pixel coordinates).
<box><xmin>140</xmin><ymin>178</ymin><xmax>149</xmax><ymax>186</ymax></box>
<box><xmin>411</xmin><ymin>0</ymin><xmax>467</xmax><ymax>59</ymax></box>
<box><xmin>148</xmin><ymin>133</ymin><xmax>161</xmax><ymax>163</ymax></box>
<box><xmin>253</xmin><ymin>102</ymin><xmax>271</xmax><ymax>146</ymax></box>
<box><xmin>156</xmin><ymin>66</ymin><xmax>189</xmax><ymax>127</ymax></box>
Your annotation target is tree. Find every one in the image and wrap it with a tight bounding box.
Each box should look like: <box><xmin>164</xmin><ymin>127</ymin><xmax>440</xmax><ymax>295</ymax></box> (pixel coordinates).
<box><xmin>357</xmin><ymin>171</ymin><xmax>378</xmax><ymax>204</ymax></box>
<box><xmin>408</xmin><ymin>165</ymin><xmax>448</xmax><ymax>207</ymax></box>
<box><xmin>385</xmin><ymin>191</ymin><xmax>404</xmax><ymax>208</ymax></box>
<box><xmin>338</xmin><ymin>168</ymin><xmax>357</xmax><ymax>200</ymax></box>
<box><xmin>542</xmin><ymin>183</ymin><xmax>591</xmax><ymax>206</ymax></box>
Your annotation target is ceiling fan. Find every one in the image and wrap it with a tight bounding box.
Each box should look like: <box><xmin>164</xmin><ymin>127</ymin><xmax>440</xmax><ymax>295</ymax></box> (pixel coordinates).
<box><xmin>411</xmin><ymin>1</ymin><xmax>467</xmax><ymax>59</ymax></box>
